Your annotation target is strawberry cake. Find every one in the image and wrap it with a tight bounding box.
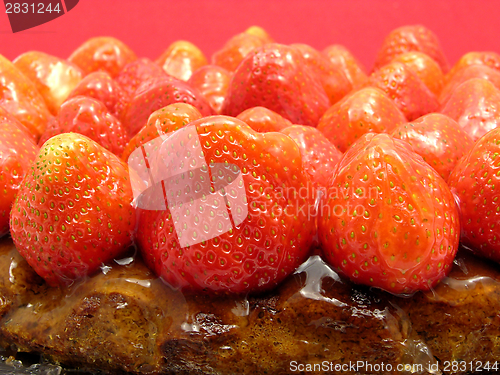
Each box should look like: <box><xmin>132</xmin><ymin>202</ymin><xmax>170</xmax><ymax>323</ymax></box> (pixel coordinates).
<box><xmin>1</xmin><ymin>25</ymin><xmax>500</xmax><ymax>375</ymax></box>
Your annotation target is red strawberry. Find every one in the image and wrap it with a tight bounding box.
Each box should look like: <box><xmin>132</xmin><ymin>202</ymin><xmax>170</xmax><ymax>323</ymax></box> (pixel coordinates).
<box><xmin>292</xmin><ymin>43</ymin><xmax>352</xmax><ymax>105</ymax></box>
<box><xmin>244</xmin><ymin>26</ymin><xmax>273</xmax><ymax>43</ymax></box>
<box><xmin>121</xmin><ymin>103</ymin><xmax>202</xmax><ymax>161</ymax></box>
<box><xmin>39</xmin><ymin>96</ymin><xmax>128</xmax><ymax>156</ymax></box>
<box><xmin>440</xmin><ymin>78</ymin><xmax>500</xmax><ymax>141</ymax></box>
<box><xmin>391</xmin><ymin>113</ymin><xmax>473</xmax><ymax>181</ymax></box>
<box><xmin>374</xmin><ymin>25</ymin><xmax>449</xmax><ymax>73</ymax></box>
<box><xmin>187</xmin><ymin>65</ymin><xmax>231</xmax><ymax>114</ymax></box>
<box><xmin>13</xmin><ymin>51</ymin><xmax>83</xmax><ymax>115</ymax></box>
<box><xmin>0</xmin><ymin>106</ymin><xmax>37</xmax><ymax>142</ymax></box>
<box><xmin>115</xmin><ymin>58</ymin><xmax>167</xmax><ymax>97</ymax></box>
<box><xmin>0</xmin><ymin>111</ymin><xmax>39</xmax><ymax>236</ymax></box>
<box><xmin>124</xmin><ymin>76</ymin><xmax>214</xmax><ymax>137</ymax></box>
<box><xmin>236</xmin><ymin>106</ymin><xmax>292</xmax><ymax>133</ymax></box>
<box><xmin>67</xmin><ymin>71</ymin><xmax>130</xmax><ymax>122</ymax></box>
<box><xmin>392</xmin><ymin>51</ymin><xmax>444</xmax><ymax>97</ymax></box>
<box><xmin>322</xmin><ymin>44</ymin><xmax>368</xmax><ymax>89</ymax></box>
<box><xmin>448</xmin><ymin>127</ymin><xmax>500</xmax><ymax>262</ymax></box>
<box><xmin>369</xmin><ymin>61</ymin><xmax>439</xmax><ymax>121</ymax></box>
<box><xmin>317</xmin><ymin>87</ymin><xmax>407</xmax><ymax>152</ymax></box>
<box><xmin>280</xmin><ymin>125</ymin><xmax>343</xmax><ymax>189</ymax></box>
<box><xmin>68</xmin><ymin>37</ymin><xmax>137</xmax><ymax>78</ymax></box>
<box><xmin>212</xmin><ymin>32</ymin><xmax>268</xmax><ymax>72</ymax></box>
<box><xmin>0</xmin><ymin>54</ymin><xmax>52</xmax><ymax>139</ymax></box>
<box><xmin>134</xmin><ymin>115</ymin><xmax>316</xmax><ymax>294</ymax></box>
<box><xmin>439</xmin><ymin>64</ymin><xmax>500</xmax><ymax>105</ymax></box>
<box><xmin>156</xmin><ymin>40</ymin><xmax>207</xmax><ymax>81</ymax></box>
<box><xmin>446</xmin><ymin>51</ymin><xmax>500</xmax><ymax>83</ymax></box>
<box><xmin>10</xmin><ymin>133</ymin><xmax>136</xmax><ymax>286</ymax></box>
<box><xmin>318</xmin><ymin>133</ymin><xmax>460</xmax><ymax>294</ymax></box>
<box><xmin>222</xmin><ymin>43</ymin><xmax>330</xmax><ymax>127</ymax></box>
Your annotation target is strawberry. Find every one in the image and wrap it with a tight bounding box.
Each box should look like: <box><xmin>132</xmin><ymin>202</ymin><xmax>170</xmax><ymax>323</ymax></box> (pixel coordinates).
<box><xmin>439</xmin><ymin>64</ymin><xmax>500</xmax><ymax>105</ymax></box>
<box><xmin>121</xmin><ymin>103</ymin><xmax>202</xmax><ymax>161</ymax></box>
<box><xmin>322</xmin><ymin>44</ymin><xmax>368</xmax><ymax>89</ymax></box>
<box><xmin>114</xmin><ymin>58</ymin><xmax>167</xmax><ymax>97</ymax></box>
<box><xmin>280</xmin><ymin>125</ymin><xmax>342</xmax><ymax>189</ymax></box>
<box><xmin>124</xmin><ymin>76</ymin><xmax>214</xmax><ymax>137</ymax></box>
<box><xmin>236</xmin><ymin>106</ymin><xmax>292</xmax><ymax>133</ymax></box>
<box><xmin>446</xmin><ymin>51</ymin><xmax>500</xmax><ymax>83</ymax></box>
<box><xmin>244</xmin><ymin>26</ymin><xmax>274</xmax><ymax>43</ymax></box>
<box><xmin>391</xmin><ymin>113</ymin><xmax>473</xmax><ymax>181</ymax></box>
<box><xmin>10</xmin><ymin>133</ymin><xmax>136</xmax><ymax>286</ymax></box>
<box><xmin>373</xmin><ymin>25</ymin><xmax>449</xmax><ymax>73</ymax></box>
<box><xmin>318</xmin><ymin>133</ymin><xmax>460</xmax><ymax>294</ymax></box>
<box><xmin>0</xmin><ymin>110</ymin><xmax>39</xmax><ymax>236</ymax></box>
<box><xmin>222</xmin><ymin>43</ymin><xmax>330</xmax><ymax>127</ymax></box>
<box><xmin>0</xmin><ymin>105</ymin><xmax>37</xmax><ymax>142</ymax></box>
<box><xmin>156</xmin><ymin>40</ymin><xmax>207</xmax><ymax>81</ymax></box>
<box><xmin>440</xmin><ymin>78</ymin><xmax>500</xmax><ymax>141</ymax></box>
<box><xmin>39</xmin><ymin>96</ymin><xmax>128</xmax><ymax>156</ymax></box>
<box><xmin>292</xmin><ymin>43</ymin><xmax>351</xmax><ymax>105</ymax></box>
<box><xmin>187</xmin><ymin>65</ymin><xmax>231</xmax><ymax>114</ymax></box>
<box><xmin>369</xmin><ymin>61</ymin><xmax>439</xmax><ymax>121</ymax></box>
<box><xmin>212</xmin><ymin>31</ymin><xmax>268</xmax><ymax>72</ymax></box>
<box><xmin>317</xmin><ymin>87</ymin><xmax>407</xmax><ymax>152</ymax></box>
<box><xmin>391</xmin><ymin>51</ymin><xmax>444</xmax><ymax>97</ymax></box>
<box><xmin>0</xmin><ymin>54</ymin><xmax>52</xmax><ymax>139</ymax></box>
<box><xmin>448</xmin><ymin>127</ymin><xmax>500</xmax><ymax>263</ymax></box>
<box><xmin>134</xmin><ymin>115</ymin><xmax>316</xmax><ymax>294</ymax></box>
<box><xmin>13</xmin><ymin>51</ymin><xmax>83</xmax><ymax>115</ymax></box>
<box><xmin>68</xmin><ymin>37</ymin><xmax>137</xmax><ymax>78</ymax></box>
<box><xmin>67</xmin><ymin>71</ymin><xmax>130</xmax><ymax>122</ymax></box>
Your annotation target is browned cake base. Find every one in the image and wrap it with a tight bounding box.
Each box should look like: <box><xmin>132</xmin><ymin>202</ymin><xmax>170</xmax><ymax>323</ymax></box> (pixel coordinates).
<box><xmin>0</xmin><ymin>236</ymin><xmax>499</xmax><ymax>375</ymax></box>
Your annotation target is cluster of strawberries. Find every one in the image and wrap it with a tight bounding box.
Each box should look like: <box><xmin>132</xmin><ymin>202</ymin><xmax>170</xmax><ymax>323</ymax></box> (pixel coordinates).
<box><xmin>1</xmin><ymin>25</ymin><xmax>500</xmax><ymax>296</ymax></box>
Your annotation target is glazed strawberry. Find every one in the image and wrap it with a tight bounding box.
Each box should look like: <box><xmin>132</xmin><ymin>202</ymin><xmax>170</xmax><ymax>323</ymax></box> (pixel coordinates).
<box><xmin>121</xmin><ymin>103</ymin><xmax>202</xmax><ymax>161</ymax></box>
<box><xmin>0</xmin><ymin>54</ymin><xmax>52</xmax><ymax>139</ymax></box>
<box><xmin>68</xmin><ymin>37</ymin><xmax>137</xmax><ymax>78</ymax></box>
<box><xmin>439</xmin><ymin>64</ymin><xmax>500</xmax><ymax>105</ymax></box>
<box><xmin>392</xmin><ymin>51</ymin><xmax>444</xmax><ymax>97</ymax></box>
<box><xmin>187</xmin><ymin>65</ymin><xmax>231</xmax><ymax>114</ymax></box>
<box><xmin>114</xmin><ymin>58</ymin><xmax>167</xmax><ymax>97</ymax></box>
<box><xmin>222</xmin><ymin>44</ymin><xmax>330</xmax><ymax>127</ymax></box>
<box><xmin>244</xmin><ymin>26</ymin><xmax>273</xmax><ymax>43</ymax></box>
<box><xmin>10</xmin><ymin>133</ymin><xmax>136</xmax><ymax>286</ymax></box>
<box><xmin>156</xmin><ymin>40</ymin><xmax>207</xmax><ymax>81</ymax></box>
<box><xmin>446</xmin><ymin>51</ymin><xmax>500</xmax><ymax>83</ymax></box>
<box><xmin>13</xmin><ymin>51</ymin><xmax>83</xmax><ymax>115</ymax></box>
<box><xmin>373</xmin><ymin>25</ymin><xmax>449</xmax><ymax>73</ymax></box>
<box><xmin>236</xmin><ymin>106</ymin><xmax>292</xmax><ymax>133</ymax></box>
<box><xmin>124</xmin><ymin>76</ymin><xmax>214</xmax><ymax>137</ymax></box>
<box><xmin>212</xmin><ymin>31</ymin><xmax>268</xmax><ymax>72</ymax></box>
<box><xmin>0</xmin><ymin>106</ymin><xmax>36</xmax><ymax>142</ymax></box>
<box><xmin>391</xmin><ymin>113</ymin><xmax>473</xmax><ymax>181</ymax></box>
<box><xmin>319</xmin><ymin>133</ymin><xmax>460</xmax><ymax>294</ymax></box>
<box><xmin>440</xmin><ymin>78</ymin><xmax>500</xmax><ymax>141</ymax></box>
<box><xmin>67</xmin><ymin>71</ymin><xmax>130</xmax><ymax>122</ymax></box>
<box><xmin>317</xmin><ymin>87</ymin><xmax>407</xmax><ymax>152</ymax></box>
<box><xmin>292</xmin><ymin>43</ymin><xmax>352</xmax><ymax>105</ymax></box>
<box><xmin>280</xmin><ymin>125</ymin><xmax>342</xmax><ymax>189</ymax></box>
<box><xmin>448</xmin><ymin>127</ymin><xmax>500</xmax><ymax>263</ymax></box>
<box><xmin>0</xmin><ymin>110</ymin><xmax>39</xmax><ymax>236</ymax></box>
<box><xmin>134</xmin><ymin>115</ymin><xmax>316</xmax><ymax>294</ymax></box>
<box><xmin>322</xmin><ymin>44</ymin><xmax>368</xmax><ymax>89</ymax></box>
<box><xmin>39</xmin><ymin>96</ymin><xmax>128</xmax><ymax>156</ymax></box>
<box><xmin>369</xmin><ymin>61</ymin><xmax>439</xmax><ymax>121</ymax></box>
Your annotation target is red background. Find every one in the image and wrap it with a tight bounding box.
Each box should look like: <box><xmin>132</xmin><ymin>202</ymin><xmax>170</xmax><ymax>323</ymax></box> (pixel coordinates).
<box><xmin>0</xmin><ymin>0</ymin><xmax>499</xmax><ymax>71</ymax></box>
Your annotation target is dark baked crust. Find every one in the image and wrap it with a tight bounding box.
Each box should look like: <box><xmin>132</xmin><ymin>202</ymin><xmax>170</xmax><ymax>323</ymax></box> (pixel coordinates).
<box><xmin>0</xmin><ymin>237</ymin><xmax>499</xmax><ymax>374</ymax></box>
